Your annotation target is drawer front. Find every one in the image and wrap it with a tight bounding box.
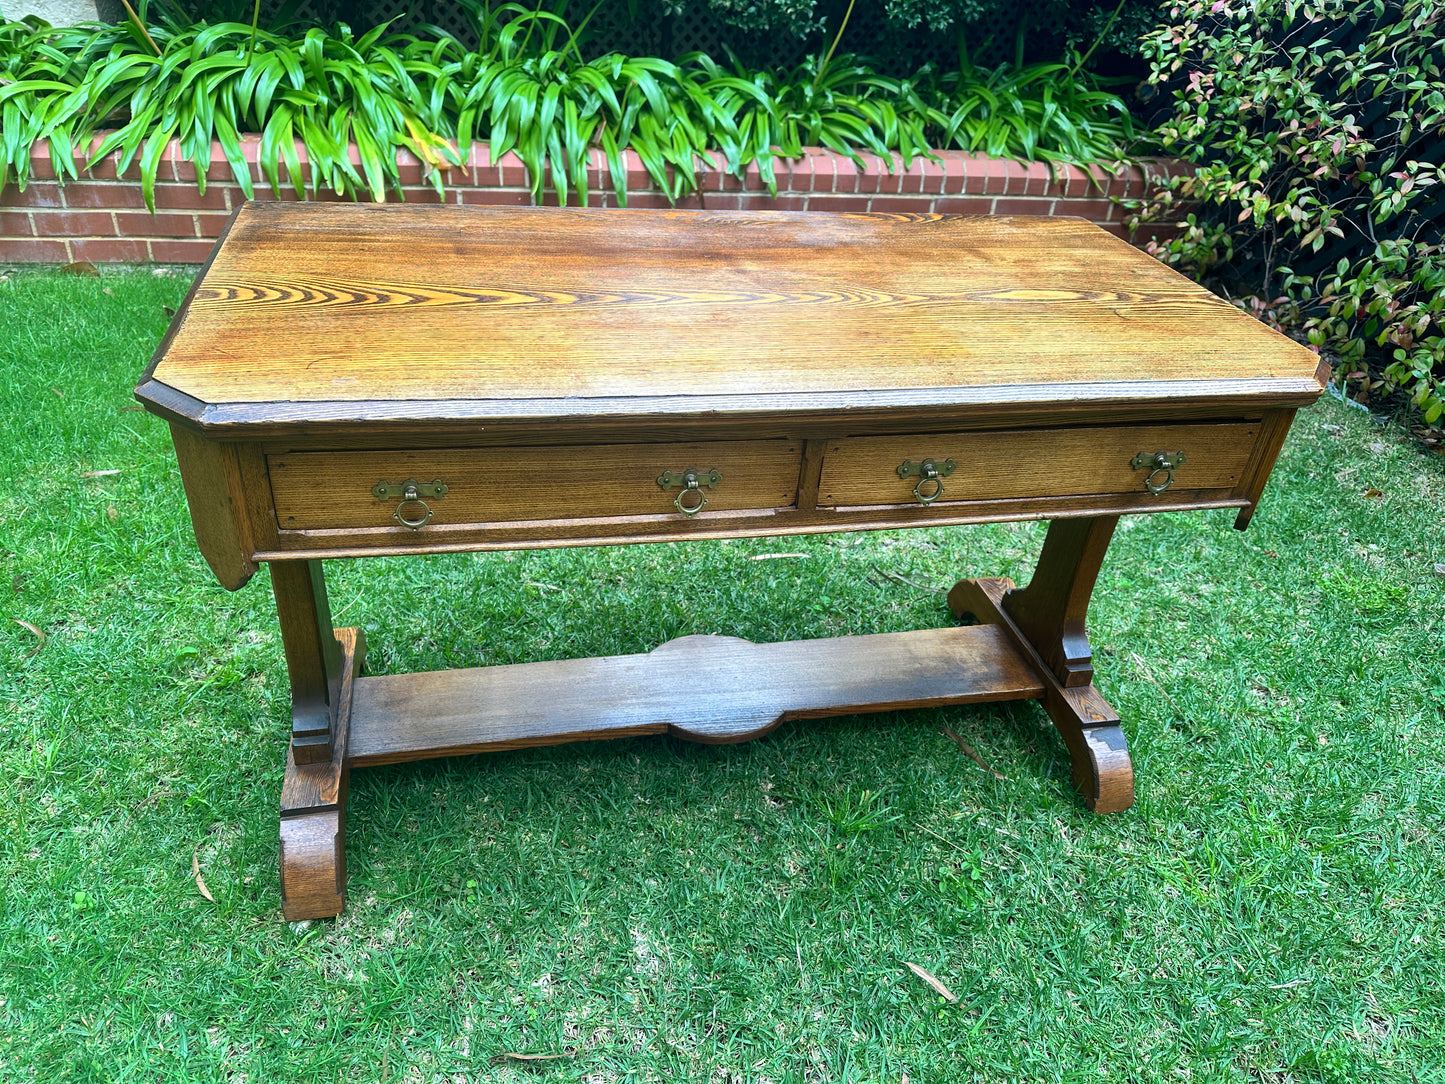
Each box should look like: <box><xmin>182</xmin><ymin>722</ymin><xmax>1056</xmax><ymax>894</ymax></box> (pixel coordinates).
<box><xmin>268</xmin><ymin>440</ymin><xmax>802</xmax><ymax>530</ymax></box>
<box><xmin>818</xmin><ymin>423</ymin><xmax>1256</xmax><ymax>508</ymax></box>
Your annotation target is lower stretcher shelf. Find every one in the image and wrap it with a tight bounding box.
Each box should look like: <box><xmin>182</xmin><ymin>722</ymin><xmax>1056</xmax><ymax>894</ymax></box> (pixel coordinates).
<box><xmin>346</xmin><ymin>624</ymin><xmax>1047</xmax><ymax>767</ymax></box>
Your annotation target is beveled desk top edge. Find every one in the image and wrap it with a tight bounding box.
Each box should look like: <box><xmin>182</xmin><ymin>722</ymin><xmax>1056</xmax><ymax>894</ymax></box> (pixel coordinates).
<box><xmin>136</xmin><ymin>367</ymin><xmax>1328</xmax><ymax>437</ymax></box>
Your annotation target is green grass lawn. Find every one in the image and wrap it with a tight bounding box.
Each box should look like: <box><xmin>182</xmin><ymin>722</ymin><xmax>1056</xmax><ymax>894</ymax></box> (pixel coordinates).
<box><xmin>1</xmin><ymin>268</ymin><xmax>1443</xmax><ymax>1084</ymax></box>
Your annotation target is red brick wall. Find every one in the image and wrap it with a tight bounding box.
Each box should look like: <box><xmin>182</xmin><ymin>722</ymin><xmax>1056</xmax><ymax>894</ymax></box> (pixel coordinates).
<box><xmin>0</xmin><ymin>134</ymin><xmax>1188</xmax><ymax>264</ymax></box>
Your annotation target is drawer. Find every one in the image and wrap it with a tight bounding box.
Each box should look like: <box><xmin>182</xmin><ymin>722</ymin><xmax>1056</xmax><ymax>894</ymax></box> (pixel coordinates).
<box><xmin>268</xmin><ymin>440</ymin><xmax>802</xmax><ymax>530</ymax></box>
<box><xmin>818</xmin><ymin>423</ymin><xmax>1257</xmax><ymax>508</ymax></box>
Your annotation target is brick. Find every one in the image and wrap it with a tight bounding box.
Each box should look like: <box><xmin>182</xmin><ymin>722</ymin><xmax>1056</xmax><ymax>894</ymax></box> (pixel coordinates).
<box><xmin>938</xmin><ymin>152</ymin><xmax>970</xmax><ymax>194</ymax></box>
<box><xmin>71</xmin><ymin>238</ymin><xmax>149</xmax><ymax>262</ymax></box>
<box><xmin>458</xmin><ymin>188</ymin><xmax>533</xmax><ymax>206</ymax></box>
<box><xmin>196</xmin><ymin>212</ymin><xmax>231</xmax><ymax>237</ymax></box>
<box><xmin>1017</xmin><ymin>161</ymin><xmax>1053</xmax><ymax>197</ymax></box>
<box><xmin>742</xmin><ymin>162</ymin><xmax>768</xmax><ymax>192</ymax></box>
<box><xmin>1054</xmin><ymin>197</ymin><xmax>1113</xmax><ymax>219</ymax></box>
<box><xmin>918</xmin><ymin>158</ymin><xmax>947</xmax><ymax>195</ymax></box>
<box><xmin>994</xmin><ymin>197</ymin><xmax>1055</xmax><ymax>216</ymax></box>
<box><xmin>149</xmin><ymin>239</ymin><xmax>216</xmax><ymax>263</ymax></box>
<box><xmin>2</xmin><ymin>182</ymin><xmax>64</xmax><ymax>209</ymax></box>
<box><xmin>173</xmin><ymin>142</ymin><xmax>232</xmax><ymax>184</ymax></box>
<box><xmin>1083</xmin><ymin>164</ymin><xmax>1114</xmax><ymax>195</ymax></box>
<box><xmin>1101</xmin><ymin>165</ymin><xmax>1137</xmax><ymax>198</ymax></box>
<box><xmin>783</xmin><ymin>154</ymin><xmax>813</xmax><ymax>193</ymax></box>
<box><xmin>855</xmin><ymin>154</ymin><xmax>901</xmax><ymax>194</ymax></box>
<box><xmin>469</xmin><ymin>145</ymin><xmax>505</xmax><ymax>186</ymax></box>
<box><xmin>869</xmin><ymin>196</ymin><xmax>935</xmax><ymax>212</ymax></box>
<box><xmin>302</xmin><ymin>186</ymin><xmax>355</xmax><ymax>203</ymax></box>
<box><xmin>26</xmin><ymin>142</ymin><xmax>58</xmax><ymax>181</ymax></box>
<box><xmin>585</xmin><ymin>149</ymin><xmax>609</xmax><ymax>192</ymax></box>
<box><xmin>612</xmin><ymin>193</ymin><xmax>674</xmax><ymax>208</ymax></box>
<box><xmin>1046</xmin><ymin>163</ymin><xmax>1089</xmax><ymax>197</ymax></box>
<box><xmin>737</xmin><ymin>195</ymin><xmax>807</xmax><ymax>211</ymax></box>
<box><xmin>958</xmin><ymin>155</ymin><xmax>1011</xmax><ymax>195</ymax></box>
<box><xmin>394</xmin><ymin>148</ymin><xmax>424</xmax><ymax>186</ymax></box>
<box><xmin>804</xmin><ymin>195</ymin><xmax>871</xmax><ymax>212</ymax></box>
<box><xmin>152</xmin><ymin>184</ymin><xmax>230</xmax><ymax>211</ymax></box>
<box><xmin>1096</xmin><ymin>222</ymin><xmax>1128</xmax><ymax>238</ymax></box>
<box><xmin>396</xmin><ymin>187</ymin><xmax>448</xmax><ymax>205</ymax></box>
<box><xmin>933</xmin><ymin>196</ymin><xmax>995</xmax><ymax>215</ymax></box>
<box><xmin>0</xmin><ymin>237</ymin><xmax>68</xmax><ymax>262</ymax></box>
<box><xmin>699</xmin><ymin>193</ymin><xmax>741</xmax><ymax>210</ymax></box>
<box><xmin>33</xmin><ymin>210</ymin><xmax>114</xmax><ymax>237</ymax></box>
<box><xmin>114</xmin><ymin>211</ymin><xmax>196</xmax><ymax>237</ymax></box>
<box><xmin>897</xmin><ymin>158</ymin><xmax>928</xmax><ymax>194</ymax></box>
<box><xmin>620</xmin><ymin>150</ymin><xmax>653</xmax><ymax>191</ymax></box>
<box><xmin>80</xmin><ymin>149</ymin><xmax>123</xmax><ymax>181</ymax></box>
<box><xmin>804</xmin><ymin>149</ymin><xmax>836</xmax><ymax>192</ymax></box>
<box><xmin>704</xmin><ymin>162</ymin><xmax>736</xmax><ymax>193</ymax></box>
<box><xmin>983</xmin><ymin>159</ymin><xmax>1012</xmax><ymax>195</ymax></box>
<box><xmin>0</xmin><ymin>211</ymin><xmax>33</xmax><ymax>236</ymax></box>
<box><xmin>61</xmin><ymin>181</ymin><xmax>146</xmax><ymax>209</ymax></box>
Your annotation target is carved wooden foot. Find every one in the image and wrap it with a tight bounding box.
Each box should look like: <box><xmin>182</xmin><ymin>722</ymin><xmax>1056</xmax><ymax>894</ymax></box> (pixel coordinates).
<box><xmin>279</xmin><ymin>625</ymin><xmax>364</xmax><ymax>919</ymax></box>
<box><xmin>949</xmin><ymin>576</ymin><xmax>1134</xmax><ymax>814</ymax></box>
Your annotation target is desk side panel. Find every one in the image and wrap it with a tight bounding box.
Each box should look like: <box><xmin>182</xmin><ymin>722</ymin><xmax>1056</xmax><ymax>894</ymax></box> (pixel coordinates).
<box><xmin>168</xmin><ymin>423</ymin><xmax>260</xmax><ymax>590</ymax></box>
<box><xmin>1231</xmin><ymin>407</ymin><xmax>1300</xmax><ymax>530</ymax></box>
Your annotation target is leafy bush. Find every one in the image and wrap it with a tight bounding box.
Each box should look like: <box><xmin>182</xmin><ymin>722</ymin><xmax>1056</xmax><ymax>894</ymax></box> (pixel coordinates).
<box><xmin>1132</xmin><ymin>0</ymin><xmax>1445</xmax><ymax>428</ymax></box>
<box><xmin>0</xmin><ymin>4</ymin><xmax>1136</xmax><ymax>209</ymax></box>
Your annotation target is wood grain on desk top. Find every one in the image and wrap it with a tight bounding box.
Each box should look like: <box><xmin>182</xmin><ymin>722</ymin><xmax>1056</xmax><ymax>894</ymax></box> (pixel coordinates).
<box><xmin>146</xmin><ymin>202</ymin><xmax>1324</xmax><ymax>414</ymax></box>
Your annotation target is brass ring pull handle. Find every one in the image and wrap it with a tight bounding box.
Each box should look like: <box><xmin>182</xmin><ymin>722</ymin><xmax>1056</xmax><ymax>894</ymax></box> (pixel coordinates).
<box><xmin>896</xmin><ymin>458</ymin><xmax>956</xmax><ymax>506</ymax></box>
<box><xmin>395</xmin><ymin>492</ymin><xmax>433</xmax><ymax>529</ymax></box>
<box><xmin>373</xmin><ymin>478</ymin><xmax>449</xmax><ymax>531</ymax></box>
<box><xmin>657</xmin><ymin>467</ymin><xmax>721</xmax><ymax>518</ymax></box>
<box><xmin>1129</xmin><ymin>451</ymin><xmax>1186</xmax><ymax>495</ymax></box>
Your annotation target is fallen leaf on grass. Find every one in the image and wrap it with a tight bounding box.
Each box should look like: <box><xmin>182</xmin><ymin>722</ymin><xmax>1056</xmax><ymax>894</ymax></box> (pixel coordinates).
<box><xmin>163</xmin><ymin>305</ymin><xmax>177</xmax><ymax>318</ymax></box>
<box><xmin>81</xmin><ymin>469</ymin><xmax>121</xmax><ymax>478</ymax></box>
<box><xmin>748</xmin><ymin>552</ymin><xmax>810</xmax><ymax>561</ymax></box>
<box><xmin>1129</xmin><ymin>652</ymin><xmax>1187</xmax><ymax>717</ymax></box>
<box><xmin>873</xmin><ymin>567</ymin><xmax>942</xmax><ymax>593</ymax></box>
<box><xmin>940</xmin><ymin>727</ymin><xmax>1010</xmax><ymax>781</ymax></box>
<box><xmin>12</xmin><ymin>619</ymin><xmax>44</xmax><ymax>657</ymax></box>
<box><xmin>107</xmin><ymin>504</ymin><xmax>118</xmax><ymax>523</ymax></box>
<box><xmin>192</xmin><ymin>848</ymin><xmax>215</xmax><ymax>903</ymax></box>
<box><xmin>1434</xmin><ymin>564</ymin><xmax>1445</xmax><ymax>577</ymax></box>
<box><xmin>493</xmin><ymin>1051</ymin><xmax>572</xmax><ymax>1064</ymax></box>
<box><xmin>60</xmin><ymin>260</ymin><xmax>99</xmax><ymax>276</ymax></box>
<box><xmin>1362</xmin><ymin>488</ymin><xmax>1383</xmax><ymax>500</ymax></box>
<box><xmin>904</xmin><ymin>962</ymin><xmax>957</xmax><ymax>1002</ymax></box>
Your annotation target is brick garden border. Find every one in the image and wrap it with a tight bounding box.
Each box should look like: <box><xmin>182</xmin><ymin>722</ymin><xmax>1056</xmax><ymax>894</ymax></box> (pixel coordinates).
<box><xmin>0</xmin><ymin>133</ymin><xmax>1188</xmax><ymax>264</ymax></box>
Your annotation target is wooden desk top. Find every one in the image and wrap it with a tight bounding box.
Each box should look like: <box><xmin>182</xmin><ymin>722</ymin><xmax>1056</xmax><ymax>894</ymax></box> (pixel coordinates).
<box><xmin>139</xmin><ymin>203</ymin><xmax>1325</xmax><ymax>432</ymax></box>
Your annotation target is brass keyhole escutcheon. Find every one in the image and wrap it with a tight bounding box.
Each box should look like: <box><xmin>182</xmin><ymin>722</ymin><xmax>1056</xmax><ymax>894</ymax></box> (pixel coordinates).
<box><xmin>373</xmin><ymin>478</ymin><xmax>449</xmax><ymax>530</ymax></box>
<box><xmin>1130</xmin><ymin>451</ymin><xmax>1186</xmax><ymax>495</ymax></box>
<box><xmin>657</xmin><ymin>467</ymin><xmax>721</xmax><ymax>517</ymax></box>
<box><xmin>897</xmin><ymin>458</ymin><xmax>956</xmax><ymax>505</ymax></box>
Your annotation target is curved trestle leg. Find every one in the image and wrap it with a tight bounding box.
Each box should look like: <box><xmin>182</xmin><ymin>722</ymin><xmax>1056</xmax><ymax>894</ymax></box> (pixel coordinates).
<box><xmin>947</xmin><ymin>515</ymin><xmax>1134</xmax><ymax>814</ymax></box>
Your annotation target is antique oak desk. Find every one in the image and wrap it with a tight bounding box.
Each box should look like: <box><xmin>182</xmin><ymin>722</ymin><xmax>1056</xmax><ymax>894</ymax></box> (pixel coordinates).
<box><xmin>137</xmin><ymin>203</ymin><xmax>1325</xmax><ymax>919</ymax></box>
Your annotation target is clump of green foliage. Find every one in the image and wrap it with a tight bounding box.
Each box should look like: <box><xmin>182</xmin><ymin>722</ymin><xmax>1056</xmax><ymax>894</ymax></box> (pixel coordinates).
<box><xmin>0</xmin><ymin>3</ymin><xmax>1135</xmax><ymax>210</ymax></box>
<box><xmin>1132</xmin><ymin>0</ymin><xmax>1445</xmax><ymax>428</ymax></box>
